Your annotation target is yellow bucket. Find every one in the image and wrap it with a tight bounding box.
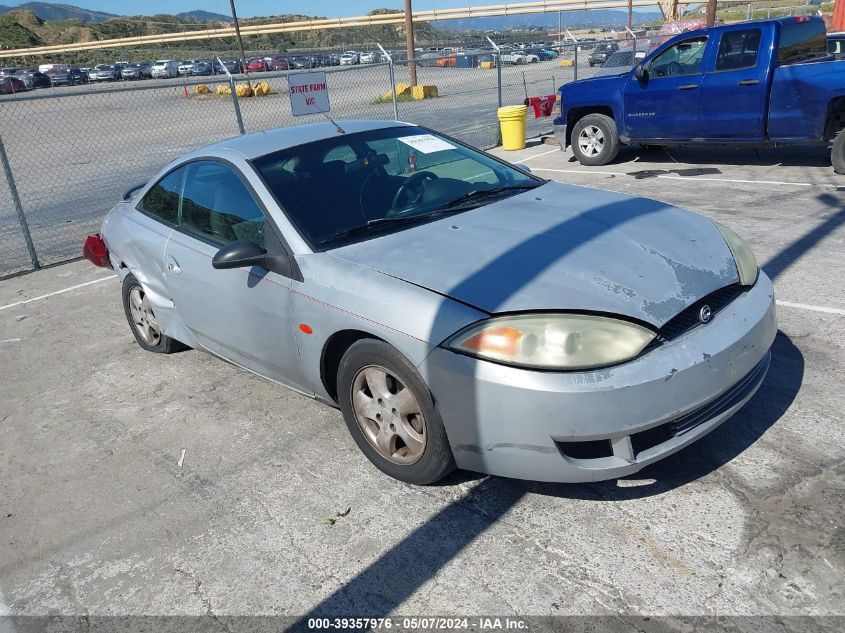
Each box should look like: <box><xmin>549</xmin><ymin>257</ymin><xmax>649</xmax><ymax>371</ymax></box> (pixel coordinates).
<box><xmin>497</xmin><ymin>105</ymin><xmax>528</xmax><ymax>151</ymax></box>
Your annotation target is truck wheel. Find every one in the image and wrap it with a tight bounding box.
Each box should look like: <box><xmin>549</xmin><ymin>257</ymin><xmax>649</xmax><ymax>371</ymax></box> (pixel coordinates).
<box><xmin>832</xmin><ymin>130</ymin><xmax>845</xmax><ymax>175</ymax></box>
<box><xmin>571</xmin><ymin>114</ymin><xmax>620</xmax><ymax>166</ymax></box>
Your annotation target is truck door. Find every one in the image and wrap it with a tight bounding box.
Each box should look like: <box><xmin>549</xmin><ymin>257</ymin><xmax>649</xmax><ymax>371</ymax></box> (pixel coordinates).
<box><xmin>699</xmin><ymin>27</ymin><xmax>768</xmax><ymax>138</ymax></box>
<box><xmin>623</xmin><ymin>35</ymin><xmax>708</xmax><ymax>140</ymax></box>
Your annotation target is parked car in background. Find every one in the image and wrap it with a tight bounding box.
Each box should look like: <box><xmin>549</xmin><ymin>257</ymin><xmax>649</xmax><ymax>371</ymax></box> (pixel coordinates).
<box><xmin>221</xmin><ymin>59</ymin><xmax>243</xmax><ymax>74</ymax></box>
<box><xmin>270</xmin><ymin>56</ymin><xmax>290</xmax><ymax>71</ymax></box>
<box><xmin>588</xmin><ymin>42</ymin><xmax>620</xmax><ymax>66</ymax></box>
<box><xmin>246</xmin><ymin>57</ymin><xmax>270</xmax><ymax>72</ymax></box>
<box><xmin>38</xmin><ymin>63</ymin><xmax>69</xmax><ymax>74</ymax></box>
<box><xmin>340</xmin><ymin>51</ymin><xmax>359</xmax><ymax>65</ymax></box>
<box><xmin>0</xmin><ymin>76</ymin><xmax>26</xmax><ymax>94</ymax></box>
<box><xmin>151</xmin><ymin>60</ymin><xmax>179</xmax><ymax>78</ymax></box>
<box><xmin>359</xmin><ymin>51</ymin><xmax>376</xmax><ymax>64</ymax></box>
<box><xmin>0</xmin><ymin>67</ymin><xmax>19</xmax><ymax>77</ymax></box>
<box><xmin>290</xmin><ymin>56</ymin><xmax>315</xmax><ymax>69</ymax></box>
<box><xmin>67</xmin><ymin>68</ymin><xmax>89</xmax><ymax>84</ymax></box>
<box><xmin>556</xmin><ymin>16</ymin><xmax>845</xmax><ymax>172</ymax></box>
<box><xmin>501</xmin><ymin>51</ymin><xmax>528</xmax><ymax>64</ymax></box>
<box><xmin>121</xmin><ymin>62</ymin><xmax>152</xmax><ymax>80</ymax></box>
<box><xmin>89</xmin><ymin>64</ymin><xmax>119</xmax><ymax>81</ymax></box>
<box><xmin>178</xmin><ymin>60</ymin><xmax>197</xmax><ymax>75</ymax></box>
<box><xmin>191</xmin><ymin>60</ymin><xmax>224</xmax><ymax>76</ymax></box>
<box><xmin>12</xmin><ymin>70</ymin><xmax>33</xmax><ymax>89</ymax></box>
<box><xmin>45</xmin><ymin>68</ymin><xmax>69</xmax><ymax>85</ymax></box>
<box><xmin>590</xmin><ymin>48</ymin><xmax>647</xmax><ymax>78</ymax></box>
<box><xmin>88</xmin><ymin>119</ymin><xmax>775</xmax><ymax>485</ymax></box>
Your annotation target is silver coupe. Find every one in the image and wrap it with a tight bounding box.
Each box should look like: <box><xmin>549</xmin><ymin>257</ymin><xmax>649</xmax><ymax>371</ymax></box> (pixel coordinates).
<box><xmin>85</xmin><ymin>120</ymin><xmax>776</xmax><ymax>484</ymax></box>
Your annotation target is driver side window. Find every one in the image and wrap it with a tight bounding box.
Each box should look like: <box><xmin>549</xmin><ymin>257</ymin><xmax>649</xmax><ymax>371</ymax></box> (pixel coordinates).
<box><xmin>649</xmin><ymin>36</ymin><xmax>708</xmax><ymax>78</ymax></box>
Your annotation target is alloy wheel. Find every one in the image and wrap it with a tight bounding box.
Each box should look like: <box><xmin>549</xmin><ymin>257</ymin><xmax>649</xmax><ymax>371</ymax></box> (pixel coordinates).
<box><xmin>350</xmin><ymin>365</ymin><xmax>427</xmax><ymax>465</ymax></box>
<box><xmin>128</xmin><ymin>286</ymin><xmax>161</xmax><ymax>346</ymax></box>
<box><xmin>578</xmin><ymin>125</ymin><xmax>605</xmax><ymax>157</ymax></box>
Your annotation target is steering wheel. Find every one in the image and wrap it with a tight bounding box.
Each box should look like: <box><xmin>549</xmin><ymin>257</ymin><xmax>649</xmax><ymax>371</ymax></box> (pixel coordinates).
<box><xmin>666</xmin><ymin>61</ymin><xmax>682</xmax><ymax>76</ymax></box>
<box><xmin>390</xmin><ymin>171</ymin><xmax>439</xmax><ymax>213</ymax></box>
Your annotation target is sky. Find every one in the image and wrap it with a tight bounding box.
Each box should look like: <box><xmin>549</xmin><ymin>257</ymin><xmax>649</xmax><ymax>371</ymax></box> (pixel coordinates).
<box><xmin>4</xmin><ymin>1</ymin><xmax>652</xmax><ymax>19</ymax></box>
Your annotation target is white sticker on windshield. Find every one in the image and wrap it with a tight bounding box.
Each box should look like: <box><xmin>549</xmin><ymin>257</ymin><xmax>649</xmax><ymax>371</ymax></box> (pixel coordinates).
<box><xmin>398</xmin><ymin>134</ymin><xmax>456</xmax><ymax>154</ymax></box>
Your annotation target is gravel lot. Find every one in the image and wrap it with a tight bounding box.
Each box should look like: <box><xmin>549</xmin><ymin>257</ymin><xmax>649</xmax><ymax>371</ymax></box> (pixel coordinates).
<box><xmin>0</xmin><ymin>135</ymin><xmax>842</xmax><ymax>630</ymax></box>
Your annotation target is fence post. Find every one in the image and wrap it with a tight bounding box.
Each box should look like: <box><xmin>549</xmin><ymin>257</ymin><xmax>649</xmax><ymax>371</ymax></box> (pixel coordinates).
<box><xmin>377</xmin><ymin>43</ymin><xmax>399</xmax><ymax>121</ymax></box>
<box><xmin>486</xmin><ymin>37</ymin><xmax>503</xmax><ymax>108</ymax></box>
<box><xmin>229</xmin><ymin>75</ymin><xmax>246</xmax><ymax>135</ymax></box>
<box><xmin>0</xmin><ymin>134</ymin><xmax>39</xmax><ymax>271</ymax></box>
<box><xmin>573</xmin><ymin>44</ymin><xmax>579</xmax><ymax>82</ymax></box>
<box><xmin>218</xmin><ymin>57</ymin><xmax>246</xmax><ymax>135</ymax></box>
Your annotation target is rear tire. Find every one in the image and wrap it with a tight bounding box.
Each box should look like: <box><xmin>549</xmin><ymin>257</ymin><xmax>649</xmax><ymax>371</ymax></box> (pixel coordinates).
<box><xmin>571</xmin><ymin>113</ymin><xmax>620</xmax><ymax>166</ymax></box>
<box><xmin>832</xmin><ymin>130</ymin><xmax>845</xmax><ymax>175</ymax></box>
<box><xmin>337</xmin><ymin>339</ymin><xmax>455</xmax><ymax>484</ymax></box>
<box><xmin>121</xmin><ymin>274</ymin><xmax>186</xmax><ymax>354</ymax></box>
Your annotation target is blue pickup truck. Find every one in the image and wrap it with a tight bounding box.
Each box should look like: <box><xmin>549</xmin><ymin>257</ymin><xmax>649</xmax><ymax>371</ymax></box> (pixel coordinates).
<box><xmin>554</xmin><ymin>16</ymin><xmax>845</xmax><ymax>172</ymax></box>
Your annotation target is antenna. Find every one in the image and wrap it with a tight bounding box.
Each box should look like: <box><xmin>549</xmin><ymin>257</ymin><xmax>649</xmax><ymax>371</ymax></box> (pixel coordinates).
<box><xmin>319</xmin><ymin>110</ymin><xmax>346</xmax><ymax>135</ymax></box>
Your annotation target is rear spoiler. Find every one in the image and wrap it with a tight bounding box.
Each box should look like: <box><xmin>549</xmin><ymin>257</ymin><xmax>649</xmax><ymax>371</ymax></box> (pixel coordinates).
<box><xmin>123</xmin><ymin>181</ymin><xmax>146</xmax><ymax>201</ymax></box>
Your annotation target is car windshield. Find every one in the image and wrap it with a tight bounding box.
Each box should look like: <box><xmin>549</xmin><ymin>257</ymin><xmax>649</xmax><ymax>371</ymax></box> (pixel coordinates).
<box><xmin>252</xmin><ymin>126</ymin><xmax>541</xmax><ymax>248</ymax></box>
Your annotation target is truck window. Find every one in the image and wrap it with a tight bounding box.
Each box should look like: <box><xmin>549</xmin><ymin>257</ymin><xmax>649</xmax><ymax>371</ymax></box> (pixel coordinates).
<box><xmin>716</xmin><ymin>29</ymin><xmax>761</xmax><ymax>71</ymax></box>
<box><xmin>649</xmin><ymin>36</ymin><xmax>708</xmax><ymax>77</ymax></box>
<box><xmin>778</xmin><ymin>19</ymin><xmax>827</xmax><ymax>64</ymax></box>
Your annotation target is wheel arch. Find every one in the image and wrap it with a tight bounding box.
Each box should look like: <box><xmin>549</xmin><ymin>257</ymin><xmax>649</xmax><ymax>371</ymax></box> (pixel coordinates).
<box><xmin>320</xmin><ymin>329</ymin><xmax>386</xmax><ymax>404</ymax></box>
<box><xmin>823</xmin><ymin>95</ymin><xmax>845</xmax><ymax>141</ymax></box>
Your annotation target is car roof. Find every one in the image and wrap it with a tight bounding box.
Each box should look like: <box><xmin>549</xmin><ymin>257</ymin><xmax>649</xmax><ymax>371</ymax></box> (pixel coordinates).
<box><xmin>202</xmin><ymin>119</ymin><xmax>415</xmax><ymax>159</ymax></box>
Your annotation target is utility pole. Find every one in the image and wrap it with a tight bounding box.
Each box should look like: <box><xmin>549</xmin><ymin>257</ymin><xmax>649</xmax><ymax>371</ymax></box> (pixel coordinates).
<box><xmin>229</xmin><ymin>0</ymin><xmax>250</xmax><ymax>82</ymax></box>
<box><xmin>404</xmin><ymin>0</ymin><xmax>417</xmax><ymax>86</ymax></box>
<box><xmin>706</xmin><ymin>0</ymin><xmax>717</xmax><ymax>26</ymax></box>
<box><xmin>628</xmin><ymin>0</ymin><xmax>633</xmax><ymax>30</ymax></box>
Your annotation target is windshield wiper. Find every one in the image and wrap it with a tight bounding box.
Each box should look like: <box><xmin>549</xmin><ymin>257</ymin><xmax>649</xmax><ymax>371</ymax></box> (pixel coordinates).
<box><xmin>319</xmin><ymin>209</ymin><xmax>468</xmax><ymax>246</ymax></box>
<box><xmin>318</xmin><ymin>184</ymin><xmax>541</xmax><ymax>247</ymax></box>
<box><xmin>437</xmin><ymin>183</ymin><xmax>540</xmax><ymax>211</ymax></box>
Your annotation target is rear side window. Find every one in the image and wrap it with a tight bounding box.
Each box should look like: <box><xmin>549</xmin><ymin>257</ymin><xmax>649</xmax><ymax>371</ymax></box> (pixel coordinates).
<box><xmin>778</xmin><ymin>19</ymin><xmax>827</xmax><ymax>64</ymax></box>
<box><xmin>716</xmin><ymin>29</ymin><xmax>761</xmax><ymax>71</ymax></box>
<box><xmin>179</xmin><ymin>161</ymin><xmax>266</xmax><ymax>246</ymax></box>
<box><xmin>139</xmin><ymin>167</ymin><xmax>184</xmax><ymax>225</ymax></box>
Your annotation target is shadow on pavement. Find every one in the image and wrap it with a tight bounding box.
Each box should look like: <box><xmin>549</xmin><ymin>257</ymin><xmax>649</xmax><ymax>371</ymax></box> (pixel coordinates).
<box><xmin>763</xmin><ymin>194</ymin><xmax>845</xmax><ymax>281</ymax></box>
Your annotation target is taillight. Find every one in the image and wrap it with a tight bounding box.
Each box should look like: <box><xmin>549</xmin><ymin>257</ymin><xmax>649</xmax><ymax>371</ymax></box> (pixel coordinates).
<box><xmin>83</xmin><ymin>234</ymin><xmax>113</xmax><ymax>269</ymax></box>
<box><xmin>795</xmin><ymin>15</ymin><xmax>811</xmax><ymax>22</ymax></box>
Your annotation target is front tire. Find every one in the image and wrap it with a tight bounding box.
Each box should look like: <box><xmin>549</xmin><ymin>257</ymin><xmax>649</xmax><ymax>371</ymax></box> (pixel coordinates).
<box><xmin>121</xmin><ymin>274</ymin><xmax>186</xmax><ymax>354</ymax></box>
<box><xmin>337</xmin><ymin>339</ymin><xmax>455</xmax><ymax>484</ymax></box>
<box><xmin>571</xmin><ymin>113</ymin><xmax>620</xmax><ymax>166</ymax></box>
<box><xmin>832</xmin><ymin>130</ymin><xmax>845</xmax><ymax>175</ymax></box>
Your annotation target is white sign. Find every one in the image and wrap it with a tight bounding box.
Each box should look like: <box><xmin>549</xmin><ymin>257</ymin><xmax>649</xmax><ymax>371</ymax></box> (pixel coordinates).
<box><xmin>288</xmin><ymin>71</ymin><xmax>330</xmax><ymax>116</ymax></box>
<box><xmin>398</xmin><ymin>134</ymin><xmax>456</xmax><ymax>154</ymax></box>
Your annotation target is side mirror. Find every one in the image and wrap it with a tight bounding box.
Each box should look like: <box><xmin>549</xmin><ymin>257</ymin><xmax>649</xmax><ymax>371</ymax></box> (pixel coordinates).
<box><xmin>212</xmin><ymin>239</ymin><xmax>267</xmax><ymax>270</ymax></box>
<box><xmin>634</xmin><ymin>64</ymin><xmax>648</xmax><ymax>82</ymax></box>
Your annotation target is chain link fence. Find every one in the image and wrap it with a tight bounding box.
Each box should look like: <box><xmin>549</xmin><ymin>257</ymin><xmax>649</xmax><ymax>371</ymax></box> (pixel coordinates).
<box><xmin>0</xmin><ymin>42</ymin><xmax>621</xmax><ymax>278</ymax></box>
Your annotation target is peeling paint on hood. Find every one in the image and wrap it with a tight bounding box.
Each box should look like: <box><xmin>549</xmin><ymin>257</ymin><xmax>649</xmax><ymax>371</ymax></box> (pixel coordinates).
<box><xmin>331</xmin><ymin>181</ymin><xmax>738</xmax><ymax>327</ymax></box>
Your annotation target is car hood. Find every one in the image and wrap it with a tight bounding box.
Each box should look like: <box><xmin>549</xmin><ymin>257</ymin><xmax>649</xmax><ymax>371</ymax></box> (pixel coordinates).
<box><xmin>330</xmin><ymin>181</ymin><xmax>739</xmax><ymax>327</ymax></box>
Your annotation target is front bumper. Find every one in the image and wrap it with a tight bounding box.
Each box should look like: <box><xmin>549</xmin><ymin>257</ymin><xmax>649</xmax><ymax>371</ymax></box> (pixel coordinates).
<box><xmin>419</xmin><ymin>273</ymin><xmax>777</xmax><ymax>483</ymax></box>
<box><xmin>553</xmin><ymin>123</ymin><xmax>567</xmax><ymax>150</ymax></box>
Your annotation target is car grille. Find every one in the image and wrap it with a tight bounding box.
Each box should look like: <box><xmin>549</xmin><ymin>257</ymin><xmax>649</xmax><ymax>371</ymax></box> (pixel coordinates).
<box><xmin>647</xmin><ymin>284</ymin><xmax>746</xmax><ymax>348</ymax></box>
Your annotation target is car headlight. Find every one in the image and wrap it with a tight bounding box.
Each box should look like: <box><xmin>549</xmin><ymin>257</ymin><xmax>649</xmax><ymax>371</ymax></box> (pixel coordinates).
<box><xmin>443</xmin><ymin>314</ymin><xmax>656</xmax><ymax>370</ymax></box>
<box><xmin>714</xmin><ymin>221</ymin><xmax>758</xmax><ymax>286</ymax></box>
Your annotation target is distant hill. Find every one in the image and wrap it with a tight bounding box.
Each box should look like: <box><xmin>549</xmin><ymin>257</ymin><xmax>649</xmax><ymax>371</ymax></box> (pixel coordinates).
<box><xmin>176</xmin><ymin>10</ymin><xmax>232</xmax><ymax>23</ymax></box>
<box><xmin>0</xmin><ymin>8</ymin><xmax>442</xmax><ymax>59</ymax></box>
<box><xmin>438</xmin><ymin>10</ymin><xmax>663</xmax><ymax>31</ymax></box>
<box><xmin>0</xmin><ymin>2</ymin><xmax>117</xmax><ymax>22</ymax></box>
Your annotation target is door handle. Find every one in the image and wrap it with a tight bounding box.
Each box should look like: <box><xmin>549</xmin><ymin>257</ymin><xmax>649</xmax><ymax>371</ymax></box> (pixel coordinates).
<box><xmin>166</xmin><ymin>256</ymin><xmax>182</xmax><ymax>275</ymax></box>
<box><xmin>678</xmin><ymin>83</ymin><xmax>698</xmax><ymax>90</ymax></box>
<box><xmin>738</xmin><ymin>79</ymin><xmax>760</xmax><ymax>86</ymax></box>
